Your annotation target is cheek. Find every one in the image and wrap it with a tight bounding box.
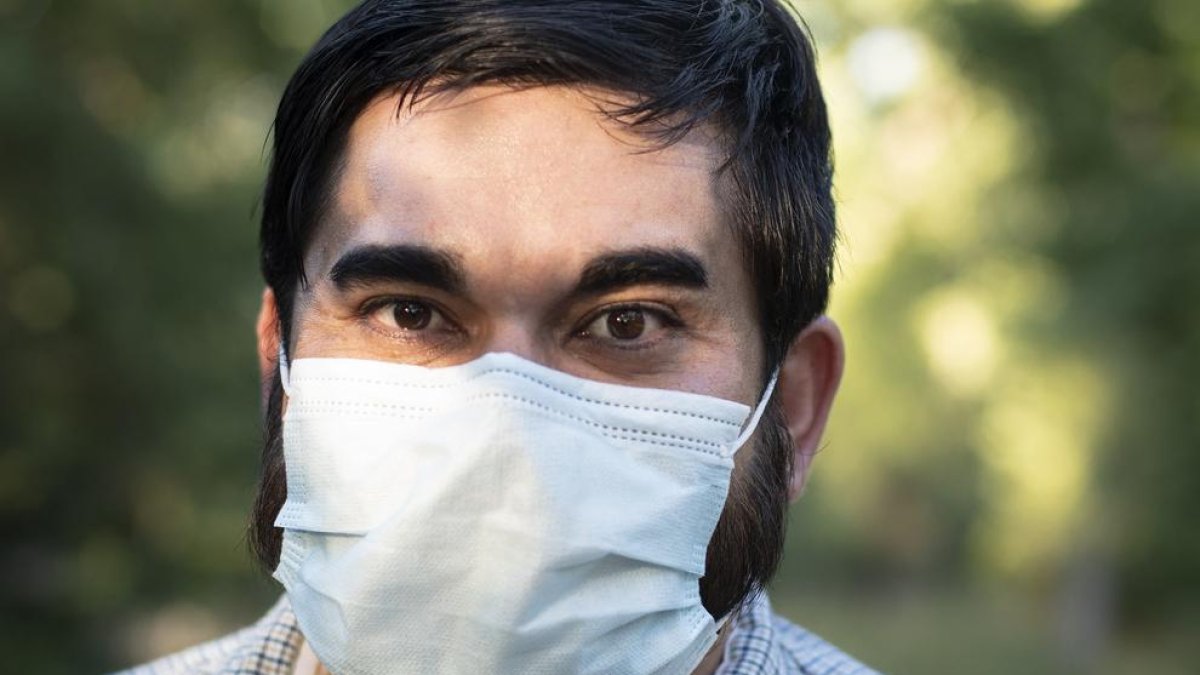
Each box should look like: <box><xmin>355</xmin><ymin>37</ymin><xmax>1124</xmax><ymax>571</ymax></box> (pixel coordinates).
<box><xmin>697</xmin><ymin>333</ymin><xmax>765</xmax><ymax>407</ymax></box>
<box><xmin>290</xmin><ymin>297</ymin><xmax>358</xmax><ymax>358</ymax></box>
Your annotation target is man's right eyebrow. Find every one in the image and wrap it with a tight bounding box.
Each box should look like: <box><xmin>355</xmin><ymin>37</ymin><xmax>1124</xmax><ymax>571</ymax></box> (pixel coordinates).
<box><xmin>328</xmin><ymin>244</ymin><xmax>465</xmax><ymax>293</ymax></box>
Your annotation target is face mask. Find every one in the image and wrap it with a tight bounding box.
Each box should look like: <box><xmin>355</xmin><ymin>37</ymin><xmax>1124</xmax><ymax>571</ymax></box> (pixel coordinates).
<box><xmin>274</xmin><ymin>352</ymin><xmax>776</xmax><ymax>675</ymax></box>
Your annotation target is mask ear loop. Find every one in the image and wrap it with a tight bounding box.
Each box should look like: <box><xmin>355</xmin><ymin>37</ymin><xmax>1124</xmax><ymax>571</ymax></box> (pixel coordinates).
<box><xmin>728</xmin><ymin>370</ymin><xmax>779</xmax><ymax>456</ymax></box>
<box><xmin>278</xmin><ymin>343</ymin><xmax>293</xmax><ymax>397</ymax></box>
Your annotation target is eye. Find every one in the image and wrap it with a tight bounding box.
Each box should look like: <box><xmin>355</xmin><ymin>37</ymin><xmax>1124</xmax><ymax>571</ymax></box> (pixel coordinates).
<box><xmin>367</xmin><ymin>298</ymin><xmax>451</xmax><ymax>334</ymax></box>
<box><xmin>578</xmin><ymin>304</ymin><xmax>677</xmax><ymax>343</ymax></box>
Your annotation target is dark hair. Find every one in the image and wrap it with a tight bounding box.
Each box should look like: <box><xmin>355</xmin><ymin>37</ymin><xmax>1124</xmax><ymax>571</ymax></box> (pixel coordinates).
<box><xmin>253</xmin><ymin>0</ymin><xmax>834</xmax><ymax>620</ymax></box>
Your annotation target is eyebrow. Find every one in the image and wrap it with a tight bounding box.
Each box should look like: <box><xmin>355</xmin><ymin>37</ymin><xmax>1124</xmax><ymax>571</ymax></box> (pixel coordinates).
<box><xmin>327</xmin><ymin>243</ymin><xmax>707</xmax><ymax>298</ymax></box>
<box><xmin>329</xmin><ymin>244</ymin><xmax>465</xmax><ymax>293</ymax></box>
<box><xmin>574</xmin><ymin>247</ymin><xmax>708</xmax><ymax>296</ymax></box>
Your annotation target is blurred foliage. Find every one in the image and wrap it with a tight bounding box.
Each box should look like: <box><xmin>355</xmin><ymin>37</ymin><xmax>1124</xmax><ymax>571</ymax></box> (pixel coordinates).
<box><xmin>0</xmin><ymin>0</ymin><xmax>1196</xmax><ymax>673</ymax></box>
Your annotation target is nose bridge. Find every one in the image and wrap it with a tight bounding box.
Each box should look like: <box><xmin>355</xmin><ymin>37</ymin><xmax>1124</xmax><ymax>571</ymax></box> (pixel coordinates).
<box><xmin>463</xmin><ymin>234</ymin><xmax>576</xmax><ymax>369</ymax></box>
<box><xmin>482</xmin><ymin>315</ymin><xmax>550</xmax><ymax>366</ymax></box>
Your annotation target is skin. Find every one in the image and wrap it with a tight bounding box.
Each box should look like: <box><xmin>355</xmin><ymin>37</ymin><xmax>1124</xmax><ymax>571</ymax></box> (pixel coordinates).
<box><xmin>255</xmin><ymin>84</ymin><xmax>844</xmax><ymax>674</ymax></box>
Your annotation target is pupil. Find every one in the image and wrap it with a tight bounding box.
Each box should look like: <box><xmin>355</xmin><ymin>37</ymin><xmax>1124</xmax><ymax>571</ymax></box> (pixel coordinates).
<box><xmin>607</xmin><ymin>309</ymin><xmax>645</xmax><ymax>340</ymax></box>
<box><xmin>393</xmin><ymin>302</ymin><xmax>431</xmax><ymax>330</ymax></box>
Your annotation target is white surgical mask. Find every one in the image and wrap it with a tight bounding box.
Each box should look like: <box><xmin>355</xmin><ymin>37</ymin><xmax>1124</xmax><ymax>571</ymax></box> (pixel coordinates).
<box><xmin>274</xmin><ymin>352</ymin><xmax>775</xmax><ymax>675</ymax></box>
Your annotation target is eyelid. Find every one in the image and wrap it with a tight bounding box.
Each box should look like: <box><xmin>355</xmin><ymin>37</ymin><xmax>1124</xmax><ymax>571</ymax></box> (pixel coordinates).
<box><xmin>360</xmin><ymin>293</ymin><xmax>449</xmax><ymax>317</ymax></box>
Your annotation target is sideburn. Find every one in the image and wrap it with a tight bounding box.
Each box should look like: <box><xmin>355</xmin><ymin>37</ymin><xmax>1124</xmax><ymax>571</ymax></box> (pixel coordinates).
<box><xmin>249</xmin><ymin>373</ymin><xmax>795</xmax><ymax>620</ymax></box>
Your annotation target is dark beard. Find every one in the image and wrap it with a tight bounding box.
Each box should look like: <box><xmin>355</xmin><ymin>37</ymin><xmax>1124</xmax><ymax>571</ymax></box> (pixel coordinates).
<box><xmin>697</xmin><ymin>403</ymin><xmax>793</xmax><ymax>619</ymax></box>
<box><xmin>248</xmin><ymin>370</ymin><xmax>793</xmax><ymax>620</ymax></box>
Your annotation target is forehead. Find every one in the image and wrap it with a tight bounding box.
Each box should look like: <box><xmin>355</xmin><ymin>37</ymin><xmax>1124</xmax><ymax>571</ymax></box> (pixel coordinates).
<box><xmin>309</xmin><ymin>85</ymin><xmax>735</xmax><ymax>282</ymax></box>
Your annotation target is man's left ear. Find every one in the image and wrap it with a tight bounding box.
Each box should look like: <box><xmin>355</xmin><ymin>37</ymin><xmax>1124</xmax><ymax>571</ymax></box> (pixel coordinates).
<box><xmin>776</xmin><ymin>316</ymin><xmax>845</xmax><ymax>501</ymax></box>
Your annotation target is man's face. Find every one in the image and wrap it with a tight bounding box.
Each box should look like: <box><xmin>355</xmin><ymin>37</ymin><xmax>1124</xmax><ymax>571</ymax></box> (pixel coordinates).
<box><xmin>290</xmin><ymin>85</ymin><xmax>764</xmax><ymax>410</ymax></box>
<box><xmin>272</xmin><ymin>85</ymin><xmax>794</xmax><ymax>620</ymax></box>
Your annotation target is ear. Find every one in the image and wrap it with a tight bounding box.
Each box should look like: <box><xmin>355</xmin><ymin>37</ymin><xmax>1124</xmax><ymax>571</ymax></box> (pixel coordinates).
<box><xmin>255</xmin><ymin>287</ymin><xmax>281</xmax><ymax>406</ymax></box>
<box><xmin>776</xmin><ymin>316</ymin><xmax>845</xmax><ymax>501</ymax></box>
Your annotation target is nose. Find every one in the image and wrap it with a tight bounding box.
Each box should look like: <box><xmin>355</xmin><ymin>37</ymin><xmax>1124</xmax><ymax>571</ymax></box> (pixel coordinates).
<box><xmin>480</xmin><ymin>318</ymin><xmax>554</xmax><ymax>368</ymax></box>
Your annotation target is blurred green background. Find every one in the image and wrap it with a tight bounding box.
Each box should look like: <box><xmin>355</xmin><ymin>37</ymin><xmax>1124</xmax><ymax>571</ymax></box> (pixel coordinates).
<box><xmin>1</xmin><ymin>0</ymin><xmax>1197</xmax><ymax>672</ymax></box>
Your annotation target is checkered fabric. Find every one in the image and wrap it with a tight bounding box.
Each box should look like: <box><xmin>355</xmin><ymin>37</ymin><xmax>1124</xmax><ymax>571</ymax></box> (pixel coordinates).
<box><xmin>117</xmin><ymin>592</ymin><xmax>878</xmax><ymax>674</ymax></box>
<box><xmin>716</xmin><ymin>593</ymin><xmax>879</xmax><ymax>675</ymax></box>
<box><xmin>117</xmin><ymin>597</ymin><xmax>302</xmax><ymax>675</ymax></box>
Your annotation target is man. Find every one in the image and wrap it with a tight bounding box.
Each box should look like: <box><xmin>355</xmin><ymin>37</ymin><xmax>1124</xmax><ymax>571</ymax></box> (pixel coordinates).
<box><xmin>125</xmin><ymin>0</ymin><xmax>872</xmax><ymax>673</ymax></box>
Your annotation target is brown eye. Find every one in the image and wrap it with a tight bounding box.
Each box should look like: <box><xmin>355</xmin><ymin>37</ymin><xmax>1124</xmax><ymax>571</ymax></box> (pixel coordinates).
<box><xmin>391</xmin><ymin>300</ymin><xmax>432</xmax><ymax>330</ymax></box>
<box><xmin>579</xmin><ymin>304</ymin><xmax>676</xmax><ymax>345</ymax></box>
<box><xmin>607</xmin><ymin>308</ymin><xmax>646</xmax><ymax>340</ymax></box>
<box><xmin>368</xmin><ymin>298</ymin><xmax>450</xmax><ymax>335</ymax></box>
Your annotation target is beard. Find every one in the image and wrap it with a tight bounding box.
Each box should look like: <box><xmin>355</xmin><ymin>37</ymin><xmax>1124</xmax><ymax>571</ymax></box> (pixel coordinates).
<box><xmin>249</xmin><ymin>369</ymin><xmax>793</xmax><ymax>621</ymax></box>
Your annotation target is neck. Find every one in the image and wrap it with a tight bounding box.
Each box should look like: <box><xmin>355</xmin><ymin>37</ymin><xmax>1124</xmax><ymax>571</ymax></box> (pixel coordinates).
<box><xmin>691</xmin><ymin>622</ymin><xmax>731</xmax><ymax>675</ymax></box>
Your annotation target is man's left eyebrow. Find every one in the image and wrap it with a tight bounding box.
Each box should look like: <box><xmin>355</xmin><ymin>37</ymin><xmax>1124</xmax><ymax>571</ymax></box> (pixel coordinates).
<box><xmin>573</xmin><ymin>247</ymin><xmax>708</xmax><ymax>296</ymax></box>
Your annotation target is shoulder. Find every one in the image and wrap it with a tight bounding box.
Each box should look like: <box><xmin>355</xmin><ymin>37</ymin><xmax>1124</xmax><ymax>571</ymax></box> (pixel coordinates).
<box><xmin>112</xmin><ymin>597</ymin><xmax>302</xmax><ymax>675</ymax></box>
<box><xmin>769</xmin><ymin>612</ymin><xmax>880</xmax><ymax>675</ymax></box>
<box><xmin>721</xmin><ymin>592</ymin><xmax>882</xmax><ymax>675</ymax></box>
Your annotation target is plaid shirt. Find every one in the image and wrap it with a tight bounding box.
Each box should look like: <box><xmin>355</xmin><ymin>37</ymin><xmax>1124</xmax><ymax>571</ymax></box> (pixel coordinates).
<box><xmin>118</xmin><ymin>592</ymin><xmax>877</xmax><ymax>675</ymax></box>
